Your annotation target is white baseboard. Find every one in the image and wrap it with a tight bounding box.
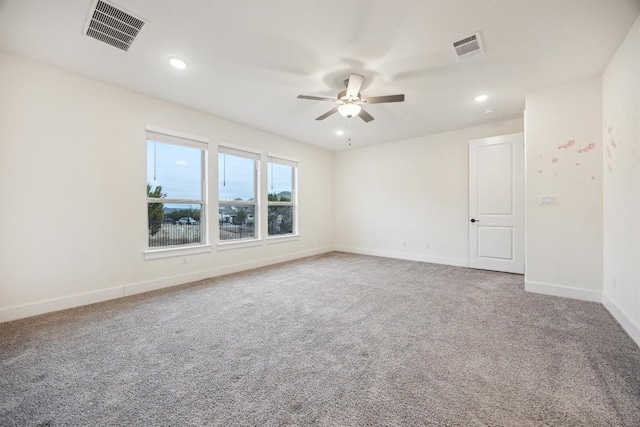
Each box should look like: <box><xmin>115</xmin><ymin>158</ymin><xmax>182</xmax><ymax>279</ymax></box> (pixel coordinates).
<box><xmin>7</xmin><ymin>248</ymin><xmax>639</xmax><ymax>352</ymax></box>
<box><xmin>0</xmin><ymin>286</ymin><xmax>124</xmax><ymax>323</ymax></box>
<box><xmin>0</xmin><ymin>247</ymin><xmax>333</xmax><ymax>323</ymax></box>
<box><xmin>334</xmin><ymin>246</ymin><xmax>469</xmax><ymax>268</ymax></box>
<box><xmin>603</xmin><ymin>293</ymin><xmax>640</xmax><ymax>348</ymax></box>
<box><xmin>524</xmin><ymin>280</ymin><xmax>602</xmax><ymax>303</ymax></box>
<box><xmin>124</xmin><ymin>246</ymin><xmax>332</xmax><ymax>297</ymax></box>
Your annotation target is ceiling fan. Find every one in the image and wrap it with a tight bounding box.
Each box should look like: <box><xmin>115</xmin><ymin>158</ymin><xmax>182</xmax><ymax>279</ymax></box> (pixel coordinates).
<box><xmin>297</xmin><ymin>74</ymin><xmax>405</xmax><ymax>122</ymax></box>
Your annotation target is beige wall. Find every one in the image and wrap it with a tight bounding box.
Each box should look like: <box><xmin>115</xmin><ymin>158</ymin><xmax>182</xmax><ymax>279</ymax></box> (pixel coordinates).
<box><xmin>524</xmin><ymin>78</ymin><xmax>603</xmax><ymax>300</ymax></box>
<box><xmin>0</xmin><ymin>51</ymin><xmax>335</xmax><ymax>321</ymax></box>
<box><xmin>334</xmin><ymin>118</ymin><xmax>524</xmax><ymax>266</ymax></box>
<box><xmin>602</xmin><ymin>14</ymin><xmax>640</xmax><ymax>343</ymax></box>
<box><xmin>3</xmin><ymin>19</ymin><xmax>640</xmax><ymax>349</ymax></box>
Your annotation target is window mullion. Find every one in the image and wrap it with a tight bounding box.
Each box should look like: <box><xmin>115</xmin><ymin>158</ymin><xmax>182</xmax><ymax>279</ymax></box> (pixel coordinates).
<box><xmin>267</xmin><ymin>201</ymin><xmax>293</xmax><ymax>206</ymax></box>
<box><xmin>149</xmin><ymin>198</ymin><xmax>203</xmax><ymax>204</ymax></box>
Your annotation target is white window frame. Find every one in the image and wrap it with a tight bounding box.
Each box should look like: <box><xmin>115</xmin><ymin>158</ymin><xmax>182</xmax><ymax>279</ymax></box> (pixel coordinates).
<box><xmin>267</xmin><ymin>154</ymin><xmax>298</xmax><ymax>242</ymax></box>
<box><xmin>218</xmin><ymin>144</ymin><xmax>261</xmax><ymax>247</ymax></box>
<box><xmin>144</xmin><ymin>125</ymin><xmax>211</xmax><ymax>260</ymax></box>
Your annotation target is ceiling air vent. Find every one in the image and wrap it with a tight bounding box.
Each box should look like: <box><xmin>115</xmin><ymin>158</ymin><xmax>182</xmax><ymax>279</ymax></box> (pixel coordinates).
<box><xmin>452</xmin><ymin>32</ymin><xmax>485</xmax><ymax>60</ymax></box>
<box><xmin>83</xmin><ymin>0</ymin><xmax>146</xmax><ymax>52</ymax></box>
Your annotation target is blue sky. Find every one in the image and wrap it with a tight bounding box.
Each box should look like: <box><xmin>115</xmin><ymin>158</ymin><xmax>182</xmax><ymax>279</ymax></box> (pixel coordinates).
<box><xmin>147</xmin><ymin>141</ymin><xmax>292</xmax><ymax>203</ymax></box>
<box><xmin>147</xmin><ymin>141</ymin><xmax>201</xmax><ymax>199</ymax></box>
<box><xmin>218</xmin><ymin>153</ymin><xmax>254</xmax><ymax>201</ymax></box>
<box><xmin>268</xmin><ymin>162</ymin><xmax>293</xmax><ymax>196</ymax></box>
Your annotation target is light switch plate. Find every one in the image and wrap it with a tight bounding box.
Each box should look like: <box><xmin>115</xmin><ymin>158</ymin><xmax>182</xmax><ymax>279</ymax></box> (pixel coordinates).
<box><xmin>539</xmin><ymin>195</ymin><xmax>557</xmax><ymax>205</ymax></box>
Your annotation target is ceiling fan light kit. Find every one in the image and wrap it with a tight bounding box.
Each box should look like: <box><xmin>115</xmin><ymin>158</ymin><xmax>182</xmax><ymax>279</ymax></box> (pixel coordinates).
<box><xmin>338</xmin><ymin>104</ymin><xmax>362</xmax><ymax>118</ymax></box>
<box><xmin>298</xmin><ymin>73</ymin><xmax>405</xmax><ymax>123</ymax></box>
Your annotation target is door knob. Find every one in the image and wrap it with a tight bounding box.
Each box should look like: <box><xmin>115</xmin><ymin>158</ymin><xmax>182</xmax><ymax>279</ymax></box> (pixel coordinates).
<box><xmin>470</xmin><ymin>218</ymin><xmax>479</xmax><ymax>223</ymax></box>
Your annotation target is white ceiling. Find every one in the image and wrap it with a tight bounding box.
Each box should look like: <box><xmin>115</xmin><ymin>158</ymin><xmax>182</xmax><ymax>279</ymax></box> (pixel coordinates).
<box><xmin>1</xmin><ymin>0</ymin><xmax>639</xmax><ymax>151</ymax></box>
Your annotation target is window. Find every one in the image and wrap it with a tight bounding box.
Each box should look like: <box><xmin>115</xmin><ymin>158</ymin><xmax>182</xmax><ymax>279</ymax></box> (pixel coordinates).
<box><xmin>268</xmin><ymin>156</ymin><xmax>297</xmax><ymax>236</ymax></box>
<box><xmin>146</xmin><ymin>129</ymin><xmax>208</xmax><ymax>250</ymax></box>
<box><xmin>218</xmin><ymin>146</ymin><xmax>259</xmax><ymax>241</ymax></box>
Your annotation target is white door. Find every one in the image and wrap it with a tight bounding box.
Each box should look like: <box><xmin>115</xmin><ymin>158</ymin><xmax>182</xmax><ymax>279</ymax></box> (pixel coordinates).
<box><xmin>469</xmin><ymin>133</ymin><xmax>524</xmax><ymax>274</ymax></box>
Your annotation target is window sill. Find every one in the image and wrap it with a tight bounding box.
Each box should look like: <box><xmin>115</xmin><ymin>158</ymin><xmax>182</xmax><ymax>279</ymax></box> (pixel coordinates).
<box><xmin>266</xmin><ymin>234</ymin><xmax>299</xmax><ymax>245</ymax></box>
<box><xmin>144</xmin><ymin>244</ymin><xmax>212</xmax><ymax>260</ymax></box>
<box><xmin>217</xmin><ymin>238</ymin><xmax>263</xmax><ymax>251</ymax></box>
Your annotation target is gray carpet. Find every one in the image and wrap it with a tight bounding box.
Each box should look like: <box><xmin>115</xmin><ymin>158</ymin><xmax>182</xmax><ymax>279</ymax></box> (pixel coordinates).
<box><xmin>1</xmin><ymin>252</ymin><xmax>639</xmax><ymax>426</ymax></box>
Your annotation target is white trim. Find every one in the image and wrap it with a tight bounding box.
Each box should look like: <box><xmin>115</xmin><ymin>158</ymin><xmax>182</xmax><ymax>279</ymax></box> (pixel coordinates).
<box><xmin>468</xmin><ymin>132</ymin><xmax>525</xmax><ymax>274</ymax></box>
<box><xmin>144</xmin><ymin>244</ymin><xmax>212</xmax><ymax>260</ymax></box>
<box><xmin>524</xmin><ymin>280</ymin><xmax>602</xmax><ymax>303</ymax></box>
<box><xmin>603</xmin><ymin>293</ymin><xmax>640</xmax><ymax>348</ymax></box>
<box><xmin>0</xmin><ymin>247</ymin><xmax>333</xmax><ymax>323</ymax></box>
<box><xmin>218</xmin><ymin>142</ymin><xmax>261</xmax><ymax>160</ymax></box>
<box><xmin>267</xmin><ymin>154</ymin><xmax>298</xmax><ymax>168</ymax></box>
<box><xmin>148</xmin><ymin>198</ymin><xmax>203</xmax><ymax>204</ymax></box>
<box><xmin>0</xmin><ymin>286</ymin><xmax>124</xmax><ymax>323</ymax></box>
<box><xmin>268</xmin><ymin>201</ymin><xmax>293</xmax><ymax>206</ymax></box>
<box><xmin>334</xmin><ymin>246</ymin><xmax>469</xmax><ymax>267</ymax></box>
<box><xmin>145</xmin><ymin>130</ymin><xmax>209</xmax><ymax>252</ymax></box>
<box><xmin>219</xmin><ymin>201</ymin><xmax>256</xmax><ymax>207</ymax></box>
<box><xmin>217</xmin><ymin>238</ymin><xmax>263</xmax><ymax>251</ymax></box>
<box><xmin>146</xmin><ymin>125</ymin><xmax>209</xmax><ymax>145</ymax></box>
<box><xmin>266</xmin><ymin>234</ymin><xmax>300</xmax><ymax>244</ymax></box>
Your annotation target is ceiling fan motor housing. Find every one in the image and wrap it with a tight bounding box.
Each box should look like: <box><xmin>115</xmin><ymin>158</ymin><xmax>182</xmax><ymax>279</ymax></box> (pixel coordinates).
<box><xmin>297</xmin><ymin>73</ymin><xmax>404</xmax><ymax>123</ymax></box>
<box><xmin>338</xmin><ymin>89</ymin><xmax>361</xmax><ymax>101</ymax></box>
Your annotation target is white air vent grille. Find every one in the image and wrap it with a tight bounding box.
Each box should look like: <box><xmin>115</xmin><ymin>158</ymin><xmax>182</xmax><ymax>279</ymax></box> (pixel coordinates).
<box><xmin>84</xmin><ymin>0</ymin><xmax>145</xmax><ymax>51</ymax></box>
<box><xmin>452</xmin><ymin>32</ymin><xmax>485</xmax><ymax>60</ymax></box>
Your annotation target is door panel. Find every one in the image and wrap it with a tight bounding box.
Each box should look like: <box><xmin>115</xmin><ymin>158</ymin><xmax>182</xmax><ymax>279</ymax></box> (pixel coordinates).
<box><xmin>478</xmin><ymin>226</ymin><xmax>513</xmax><ymax>260</ymax></box>
<box><xmin>477</xmin><ymin>144</ymin><xmax>513</xmax><ymax>215</ymax></box>
<box><xmin>469</xmin><ymin>133</ymin><xmax>524</xmax><ymax>274</ymax></box>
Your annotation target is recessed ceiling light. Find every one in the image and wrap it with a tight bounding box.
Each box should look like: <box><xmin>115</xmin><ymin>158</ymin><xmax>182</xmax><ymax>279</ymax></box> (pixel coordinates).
<box><xmin>474</xmin><ymin>94</ymin><xmax>489</xmax><ymax>102</ymax></box>
<box><xmin>168</xmin><ymin>57</ymin><xmax>187</xmax><ymax>69</ymax></box>
<box><xmin>336</xmin><ymin>130</ymin><xmax>344</xmax><ymax>136</ymax></box>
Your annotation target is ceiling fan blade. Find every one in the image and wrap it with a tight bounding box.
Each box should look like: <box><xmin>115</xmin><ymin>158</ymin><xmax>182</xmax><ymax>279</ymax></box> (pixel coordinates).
<box><xmin>297</xmin><ymin>95</ymin><xmax>339</xmax><ymax>103</ymax></box>
<box><xmin>316</xmin><ymin>108</ymin><xmax>339</xmax><ymax>121</ymax></box>
<box><xmin>345</xmin><ymin>74</ymin><xmax>364</xmax><ymax>99</ymax></box>
<box><xmin>360</xmin><ymin>94</ymin><xmax>405</xmax><ymax>104</ymax></box>
<box><xmin>358</xmin><ymin>108</ymin><xmax>374</xmax><ymax>123</ymax></box>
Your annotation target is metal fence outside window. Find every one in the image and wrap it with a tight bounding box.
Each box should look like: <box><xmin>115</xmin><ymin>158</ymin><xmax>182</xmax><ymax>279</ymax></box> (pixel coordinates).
<box><xmin>148</xmin><ymin>223</ymin><xmax>202</xmax><ymax>247</ymax></box>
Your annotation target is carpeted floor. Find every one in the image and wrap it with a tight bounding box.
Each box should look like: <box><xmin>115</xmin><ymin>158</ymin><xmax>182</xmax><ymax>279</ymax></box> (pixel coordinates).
<box><xmin>1</xmin><ymin>252</ymin><xmax>639</xmax><ymax>426</ymax></box>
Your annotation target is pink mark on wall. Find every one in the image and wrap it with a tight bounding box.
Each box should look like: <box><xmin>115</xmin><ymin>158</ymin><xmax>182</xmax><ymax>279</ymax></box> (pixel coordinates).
<box><xmin>551</xmin><ymin>158</ymin><xmax>559</xmax><ymax>163</ymax></box>
<box><xmin>578</xmin><ymin>143</ymin><xmax>596</xmax><ymax>153</ymax></box>
<box><xmin>611</xmin><ymin>139</ymin><xmax>617</xmax><ymax>148</ymax></box>
<box><xmin>558</xmin><ymin>140</ymin><xmax>575</xmax><ymax>150</ymax></box>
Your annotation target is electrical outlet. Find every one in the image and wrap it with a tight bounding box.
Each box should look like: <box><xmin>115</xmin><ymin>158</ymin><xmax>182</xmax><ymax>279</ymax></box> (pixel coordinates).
<box><xmin>402</xmin><ymin>241</ymin><xmax>407</xmax><ymax>247</ymax></box>
<box><xmin>425</xmin><ymin>243</ymin><xmax>430</xmax><ymax>249</ymax></box>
